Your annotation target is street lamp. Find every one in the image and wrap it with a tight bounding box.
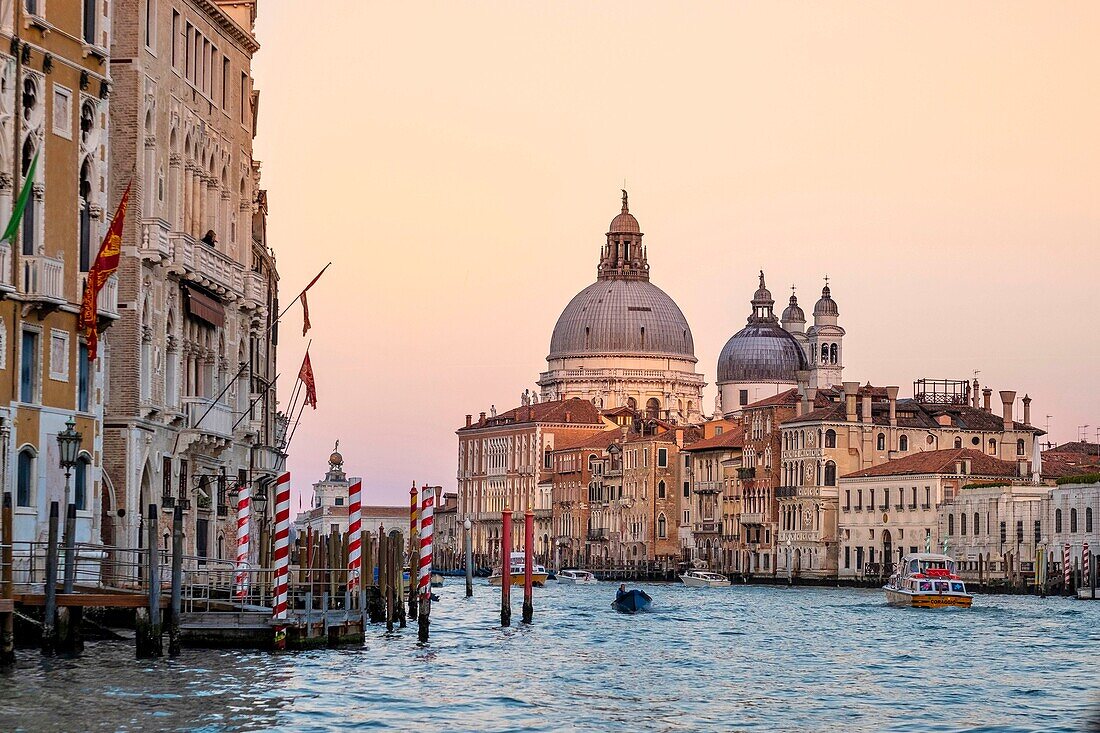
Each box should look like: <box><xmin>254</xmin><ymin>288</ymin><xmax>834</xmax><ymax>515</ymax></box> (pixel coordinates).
<box><xmin>57</xmin><ymin>417</ymin><xmax>83</xmax><ymax>594</ymax></box>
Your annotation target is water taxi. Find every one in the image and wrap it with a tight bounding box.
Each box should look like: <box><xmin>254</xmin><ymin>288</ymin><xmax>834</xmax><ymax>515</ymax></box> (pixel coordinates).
<box><xmin>680</xmin><ymin>569</ymin><xmax>732</xmax><ymax>588</ymax></box>
<box><xmin>884</xmin><ymin>553</ymin><xmax>972</xmax><ymax>608</ymax></box>
<box><xmin>557</xmin><ymin>569</ymin><xmax>598</xmax><ymax>585</ymax></box>
<box><xmin>488</xmin><ymin>552</ymin><xmax>550</xmax><ymax>587</ymax></box>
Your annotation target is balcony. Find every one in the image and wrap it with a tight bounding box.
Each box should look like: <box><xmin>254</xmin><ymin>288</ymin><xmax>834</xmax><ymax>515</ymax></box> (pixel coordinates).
<box><xmin>140</xmin><ymin>218</ymin><xmax>173</xmax><ymax>263</ymax></box>
<box><xmin>586</xmin><ymin>528</ymin><xmax>609</xmax><ymax>542</ymax></box>
<box><xmin>909</xmin><ymin>503</ymin><xmax>918</xmax><ymax>510</ymax></box>
<box><xmin>0</xmin><ymin>240</ymin><xmax>13</xmax><ymax>293</ymax></box>
<box><xmin>737</xmin><ymin>467</ymin><xmax>756</xmax><ymax>480</ymax></box>
<box><xmin>21</xmin><ymin>255</ymin><xmax>64</xmax><ymax>305</ymax></box>
<box><xmin>694</xmin><ymin>481</ymin><xmax>722</xmax><ymax>494</ymax></box>
<box><xmin>878</xmin><ymin>504</ymin><xmax>889</xmax><ymax>512</ymax></box>
<box><xmin>172</xmin><ymin>234</ymin><xmax>245</xmax><ymax>299</ymax></box>
<box><xmin>740</xmin><ymin>512</ymin><xmax>764</xmax><ymax>525</ymax></box>
<box><xmin>895</xmin><ymin>503</ymin><xmax>905</xmax><ymax>511</ymax></box>
<box><xmin>694</xmin><ymin>520</ymin><xmax>720</xmax><ymax>534</ymax></box>
<box><xmin>96</xmin><ymin>273</ymin><xmax>119</xmax><ymax>319</ymax></box>
<box><xmin>776</xmin><ymin>486</ymin><xmax>797</xmax><ymax>500</ymax></box>
<box><xmin>183</xmin><ymin>397</ymin><xmax>234</xmax><ymax>439</ymax></box>
<box><xmin>251</xmin><ymin>444</ymin><xmax>285</xmax><ymax>474</ymax></box>
<box><xmin>243</xmin><ymin>269</ymin><xmax>267</xmax><ymax>309</ymax></box>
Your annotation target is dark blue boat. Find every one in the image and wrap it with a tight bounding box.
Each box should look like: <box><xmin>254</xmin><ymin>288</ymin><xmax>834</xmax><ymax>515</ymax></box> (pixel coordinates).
<box><xmin>611</xmin><ymin>588</ymin><xmax>652</xmax><ymax>614</ymax></box>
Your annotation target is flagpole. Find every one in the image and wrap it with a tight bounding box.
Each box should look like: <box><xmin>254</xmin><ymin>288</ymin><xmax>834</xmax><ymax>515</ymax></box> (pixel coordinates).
<box><xmin>283</xmin><ymin>397</ymin><xmax>310</xmax><ymax>454</ymax></box>
<box><xmin>229</xmin><ymin>372</ymin><xmax>281</xmax><ymax>432</ymax></box>
<box><xmin>191</xmin><ymin>265</ymin><xmax>329</xmax><ymax>431</ymax></box>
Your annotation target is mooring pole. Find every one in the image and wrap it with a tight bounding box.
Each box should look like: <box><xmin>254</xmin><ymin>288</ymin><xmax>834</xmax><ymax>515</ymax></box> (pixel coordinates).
<box><xmin>169</xmin><ymin>506</ymin><xmax>184</xmax><ymax>656</ymax></box>
<box><xmin>522</xmin><ymin>504</ymin><xmax>534</xmax><ymax>624</ymax></box>
<box><xmin>1</xmin><ymin>493</ymin><xmax>14</xmax><ymax>666</ymax></box>
<box><xmin>42</xmin><ymin>502</ymin><xmax>59</xmax><ymax>653</ymax></box>
<box><xmin>417</xmin><ymin>487</ymin><xmax>434</xmax><ymax>643</ymax></box>
<box><xmin>137</xmin><ymin>503</ymin><xmax>163</xmax><ymax>658</ymax></box>
<box><xmin>464</xmin><ymin>518</ymin><xmax>473</xmax><ymax>598</ymax></box>
<box><xmin>408</xmin><ymin>483</ymin><xmax>419</xmax><ymax>619</ymax></box>
<box><xmin>394</xmin><ymin>530</ymin><xmax>406</xmax><ymax>629</ymax></box>
<box><xmin>501</xmin><ymin>503</ymin><xmax>512</xmax><ymax>627</ymax></box>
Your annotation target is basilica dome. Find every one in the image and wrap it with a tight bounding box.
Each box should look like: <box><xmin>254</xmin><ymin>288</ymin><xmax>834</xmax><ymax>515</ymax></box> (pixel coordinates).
<box><xmin>717</xmin><ymin>272</ymin><xmax>808</xmax><ymax>384</ymax></box>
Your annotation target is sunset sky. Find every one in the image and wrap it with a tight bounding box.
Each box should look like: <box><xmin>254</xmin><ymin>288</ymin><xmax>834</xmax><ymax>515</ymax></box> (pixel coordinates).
<box><xmin>251</xmin><ymin>2</ymin><xmax>1100</xmax><ymax>508</ymax></box>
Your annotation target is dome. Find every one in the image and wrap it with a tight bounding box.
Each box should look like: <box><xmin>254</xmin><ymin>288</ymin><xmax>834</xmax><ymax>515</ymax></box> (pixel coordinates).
<box><xmin>813</xmin><ymin>283</ymin><xmax>839</xmax><ymax>317</ymax></box>
<box><xmin>781</xmin><ymin>293</ymin><xmax>805</xmax><ymax>323</ymax></box>
<box><xmin>548</xmin><ymin>278</ymin><xmax>696</xmax><ymax>360</ymax></box>
<box><xmin>329</xmin><ymin>450</ymin><xmax>343</xmax><ymax>467</ymax></box>
<box><xmin>717</xmin><ymin>323</ymin><xmax>808</xmax><ymax>383</ymax></box>
<box><xmin>608</xmin><ymin>189</ymin><xmax>641</xmax><ymax>233</ymax></box>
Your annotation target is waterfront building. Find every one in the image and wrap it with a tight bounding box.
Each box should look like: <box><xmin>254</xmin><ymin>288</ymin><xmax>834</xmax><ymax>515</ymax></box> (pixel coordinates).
<box><xmin>619</xmin><ymin>419</ymin><xmax>692</xmax><ymax>569</ymax></box>
<box><xmin>0</xmin><ymin>1</ymin><xmax>113</xmax><ymax>547</ymax></box>
<box><xmin>456</xmin><ymin>397</ymin><xmax>608</xmax><ymax>564</ymax></box>
<box><xmin>838</xmin><ymin>448</ymin><xmax>1021</xmax><ymax>579</ymax></box>
<box><xmin>716</xmin><ymin>274</ymin><xmax>843</xmax><ymax>418</ymax></box>
<box><xmin>779</xmin><ymin>379</ymin><xmax>1043</xmax><ymax>579</ymax></box>
<box><xmin>293</xmin><ymin>448</ymin><xmax>408</xmax><ymax>540</ymax></box>
<box><xmin>433</xmin><ymin>491</ymin><xmax>459</xmax><ymax>569</ymax></box>
<box><xmin>538</xmin><ymin>192</ymin><xmax>704</xmax><ymax>423</ymax></box>
<box><xmin>938</xmin><ymin>480</ymin><xmax>1049</xmax><ymax>583</ymax></box>
<box><xmin>1044</xmin><ymin>479</ymin><xmax>1099</xmax><ymax>580</ymax></box>
<box><xmin>1039</xmin><ymin>441</ymin><xmax>1100</xmax><ymax>481</ymax></box>
<box><xmin>549</xmin><ymin>426</ymin><xmax>619</xmax><ymax>568</ymax></box>
<box><xmin>682</xmin><ymin>425</ymin><xmax>744</xmax><ymax>571</ymax></box>
<box><xmin>104</xmin><ymin>0</ymin><xmax>281</xmax><ymax>561</ymax></box>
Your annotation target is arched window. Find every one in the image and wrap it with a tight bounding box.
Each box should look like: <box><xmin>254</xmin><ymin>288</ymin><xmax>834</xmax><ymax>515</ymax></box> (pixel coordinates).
<box><xmin>1070</xmin><ymin>508</ymin><xmax>1078</xmax><ymax>533</ymax></box>
<box><xmin>657</xmin><ymin>513</ymin><xmax>667</xmax><ymax>539</ymax></box>
<box><xmin>646</xmin><ymin>397</ymin><xmax>660</xmax><ymax>419</ymax></box>
<box><xmin>1087</xmin><ymin>507</ymin><xmax>1094</xmax><ymax>533</ymax></box>
<box><xmin>17</xmin><ymin>447</ymin><xmax>36</xmax><ymax>507</ymax></box>
<box><xmin>75</xmin><ymin>454</ymin><xmax>91</xmax><ymax>511</ymax></box>
<box><xmin>829</xmin><ymin>343</ymin><xmax>838</xmax><ymax>364</ymax></box>
<box><xmin>948</xmin><ymin>514</ymin><xmax>955</xmax><ymax>536</ymax></box>
<box><xmin>960</xmin><ymin>513</ymin><xmax>967</xmax><ymax>535</ymax></box>
<box><xmin>79</xmin><ymin>158</ymin><xmax>93</xmax><ymax>272</ymax></box>
<box><xmin>820</xmin><ymin>344</ymin><xmax>828</xmax><ymax>363</ymax></box>
<box><xmin>824</xmin><ymin>461</ymin><xmax>837</xmax><ymax>487</ymax></box>
<box><xmin>954</xmin><ymin>437</ymin><xmax>962</xmax><ymax>449</ymax></box>
<box><xmin>989</xmin><ymin>438</ymin><xmax>997</xmax><ymax>454</ymax></box>
<box><xmin>973</xmin><ymin>512</ymin><xmax>980</xmax><ymax>536</ymax></box>
<box><xmin>825</xmin><ymin>429</ymin><xmax>836</xmax><ymax>449</ymax></box>
<box><xmin>877</xmin><ymin>433</ymin><xmax>885</xmax><ymax>451</ymax></box>
<box><xmin>899</xmin><ymin>435</ymin><xmax>908</xmax><ymax>452</ymax></box>
<box><xmin>657</xmin><ymin>480</ymin><xmax>666</xmax><ymax>499</ymax></box>
<box><xmin>21</xmin><ymin>137</ymin><xmax>37</xmax><ymax>256</ymax></box>
<box><xmin>1016</xmin><ymin>439</ymin><xmax>1025</xmax><ymax>456</ymax></box>
<box><xmin>626</xmin><ymin>396</ymin><xmax>637</xmax><ymax>411</ymax></box>
<box><xmin>1055</xmin><ymin>508</ymin><xmax>1062</xmax><ymax>533</ymax></box>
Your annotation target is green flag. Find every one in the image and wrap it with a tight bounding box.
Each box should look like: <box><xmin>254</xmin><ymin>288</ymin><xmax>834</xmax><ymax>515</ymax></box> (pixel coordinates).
<box><xmin>1</xmin><ymin>151</ymin><xmax>38</xmax><ymax>244</ymax></box>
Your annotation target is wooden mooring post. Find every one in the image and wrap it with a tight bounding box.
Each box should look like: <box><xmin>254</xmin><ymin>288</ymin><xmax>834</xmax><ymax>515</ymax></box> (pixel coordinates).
<box><xmin>501</xmin><ymin>505</ymin><xmax>512</xmax><ymax>627</ymax></box>
<box><xmin>168</xmin><ymin>506</ymin><xmax>184</xmax><ymax>657</ymax></box>
<box><xmin>41</xmin><ymin>502</ymin><xmax>59</xmax><ymax>653</ymax></box>
<box><xmin>522</xmin><ymin>505</ymin><xmax>534</xmax><ymax>624</ymax></box>
<box><xmin>392</xmin><ymin>530</ymin><xmax>406</xmax><ymax>629</ymax></box>
<box><xmin>408</xmin><ymin>484</ymin><xmax>418</xmax><ymax>620</ymax></box>
<box><xmin>380</xmin><ymin>529</ymin><xmax>392</xmax><ymax>631</ymax></box>
<box><xmin>136</xmin><ymin>504</ymin><xmax>162</xmax><ymax>658</ymax></box>
<box><xmin>1</xmin><ymin>493</ymin><xmax>14</xmax><ymax>667</ymax></box>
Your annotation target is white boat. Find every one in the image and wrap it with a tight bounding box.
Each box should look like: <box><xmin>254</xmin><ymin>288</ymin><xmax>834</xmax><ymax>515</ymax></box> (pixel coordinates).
<box><xmin>884</xmin><ymin>553</ymin><xmax>973</xmax><ymax>608</ymax></box>
<box><xmin>557</xmin><ymin>569</ymin><xmax>598</xmax><ymax>585</ymax></box>
<box><xmin>680</xmin><ymin>569</ymin><xmax>732</xmax><ymax>588</ymax></box>
<box><xmin>488</xmin><ymin>552</ymin><xmax>549</xmax><ymax>587</ymax></box>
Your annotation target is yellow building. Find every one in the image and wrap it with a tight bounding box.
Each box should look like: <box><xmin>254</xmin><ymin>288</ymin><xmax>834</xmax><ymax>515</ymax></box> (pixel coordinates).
<box><xmin>0</xmin><ymin>1</ymin><xmax>114</xmax><ymax>545</ymax></box>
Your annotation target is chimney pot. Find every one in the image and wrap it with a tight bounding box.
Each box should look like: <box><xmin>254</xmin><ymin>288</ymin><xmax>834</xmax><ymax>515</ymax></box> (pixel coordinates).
<box><xmin>982</xmin><ymin>388</ymin><xmax>992</xmax><ymax>412</ymax></box>
<box><xmin>999</xmin><ymin>390</ymin><xmax>1016</xmax><ymax>431</ymax></box>
<box><xmin>465</xmin><ymin>414</ymin><xmax>472</xmax><ymax>428</ymax></box>
<box><xmin>479</xmin><ymin>412</ymin><xmax>486</xmax><ymax>424</ymax></box>
<box><xmin>843</xmin><ymin>382</ymin><xmax>859</xmax><ymax>422</ymax></box>
<box><xmin>1022</xmin><ymin>394</ymin><xmax>1032</xmax><ymax>426</ymax></box>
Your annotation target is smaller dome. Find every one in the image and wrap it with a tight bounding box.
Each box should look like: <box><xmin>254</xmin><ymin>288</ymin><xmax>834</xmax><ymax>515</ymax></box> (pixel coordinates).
<box><xmin>609</xmin><ymin>189</ymin><xmax>640</xmax><ymax>233</ymax></box>
<box><xmin>814</xmin><ymin>283</ymin><xmax>839</xmax><ymax>317</ymax></box>
<box><xmin>782</xmin><ymin>293</ymin><xmax>805</xmax><ymax>323</ymax></box>
<box><xmin>329</xmin><ymin>450</ymin><xmax>343</xmax><ymax>467</ymax></box>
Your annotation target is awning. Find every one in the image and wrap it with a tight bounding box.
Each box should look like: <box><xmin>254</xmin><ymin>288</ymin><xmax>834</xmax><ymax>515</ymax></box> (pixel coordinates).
<box><xmin>183</xmin><ymin>285</ymin><xmax>225</xmax><ymax>327</ymax></box>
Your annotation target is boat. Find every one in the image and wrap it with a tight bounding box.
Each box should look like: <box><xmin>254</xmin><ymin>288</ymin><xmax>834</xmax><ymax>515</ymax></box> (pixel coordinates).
<box><xmin>431</xmin><ymin>573</ymin><xmax>444</xmax><ymax>587</ymax></box>
<box><xmin>487</xmin><ymin>552</ymin><xmax>550</xmax><ymax>587</ymax></box>
<box><xmin>884</xmin><ymin>553</ymin><xmax>973</xmax><ymax>608</ymax></box>
<box><xmin>680</xmin><ymin>569</ymin><xmax>732</xmax><ymax>588</ymax></box>
<box><xmin>557</xmin><ymin>569</ymin><xmax>598</xmax><ymax>585</ymax></box>
<box><xmin>611</xmin><ymin>588</ymin><xmax>652</xmax><ymax>614</ymax></box>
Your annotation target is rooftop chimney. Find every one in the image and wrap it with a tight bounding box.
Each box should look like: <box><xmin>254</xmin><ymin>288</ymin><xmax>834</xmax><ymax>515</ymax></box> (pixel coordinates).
<box><xmin>999</xmin><ymin>390</ymin><xmax>1015</xmax><ymax>431</ymax></box>
<box><xmin>1017</xmin><ymin>458</ymin><xmax>1029</xmax><ymax>478</ymax></box>
<box><xmin>843</xmin><ymin>382</ymin><xmax>859</xmax><ymax>422</ymax></box>
<box><xmin>479</xmin><ymin>411</ymin><xmax>486</xmax><ymax>424</ymax></box>
<box><xmin>861</xmin><ymin>390</ymin><xmax>872</xmax><ymax>425</ymax></box>
<box><xmin>982</xmin><ymin>388</ymin><xmax>992</xmax><ymax>412</ymax></box>
<box><xmin>972</xmin><ymin>378</ymin><xmax>980</xmax><ymax>408</ymax></box>
<box><xmin>886</xmin><ymin>386</ymin><xmax>899</xmax><ymax>427</ymax></box>
<box><xmin>465</xmin><ymin>414</ymin><xmax>472</xmax><ymax>428</ymax></box>
<box><xmin>1022</xmin><ymin>394</ymin><xmax>1031</xmax><ymax>426</ymax></box>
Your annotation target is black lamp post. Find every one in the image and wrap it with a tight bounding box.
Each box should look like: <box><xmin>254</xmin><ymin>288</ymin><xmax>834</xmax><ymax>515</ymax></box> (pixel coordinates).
<box><xmin>57</xmin><ymin>417</ymin><xmax>83</xmax><ymax>594</ymax></box>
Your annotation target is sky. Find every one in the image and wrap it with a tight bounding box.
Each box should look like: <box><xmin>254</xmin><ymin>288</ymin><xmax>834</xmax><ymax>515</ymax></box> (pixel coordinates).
<box><xmin>250</xmin><ymin>2</ymin><xmax>1100</xmax><ymax>509</ymax></box>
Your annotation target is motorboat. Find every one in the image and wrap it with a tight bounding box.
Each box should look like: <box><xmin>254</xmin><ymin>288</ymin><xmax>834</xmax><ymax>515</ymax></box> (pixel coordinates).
<box><xmin>488</xmin><ymin>552</ymin><xmax>549</xmax><ymax>587</ymax></box>
<box><xmin>557</xmin><ymin>569</ymin><xmax>598</xmax><ymax>585</ymax></box>
<box><xmin>430</xmin><ymin>573</ymin><xmax>444</xmax><ymax>587</ymax></box>
<box><xmin>612</xmin><ymin>588</ymin><xmax>652</xmax><ymax>614</ymax></box>
<box><xmin>680</xmin><ymin>569</ymin><xmax>732</xmax><ymax>588</ymax></box>
<box><xmin>884</xmin><ymin>553</ymin><xmax>973</xmax><ymax>608</ymax></box>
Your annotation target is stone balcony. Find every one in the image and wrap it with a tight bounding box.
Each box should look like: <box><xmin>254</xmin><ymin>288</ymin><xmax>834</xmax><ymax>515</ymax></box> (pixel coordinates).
<box><xmin>739</xmin><ymin>512</ymin><xmax>765</xmax><ymax>525</ymax></box>
<box><xmin>183</xmin><ymin>397</ymin><xmax>234</xmax><ymax>439</ymax></box>
<box><xmin>170</xmin><ymin>234</ymin><xmax>245</xmax><ymax>300</ymax></box>
<box><xmin>96</xmin><ymin>273</ymin><xmax>119</xmax><ymax>319</ymax></box>
<box><xmin>0</xmin><ymin>240</ymin><xmax>13</xmax><ymax>294</ymax></box>
<box><xmin>250</xmin><ymin>444</ymin><xmax>285</xmax><ymax>474</ymax></box>
<box><xmin>694</xmin><ymin>480</ymin><xmax>723</xmax><ymax>494</ymax></box>
<box><xmin>140</xmin><ymin>218</ymin><xmax>173</xmax><ymax>264</ymax></box>
<box><xmin>694</xmin><ymin>520</ymin><xmax>720</xmax><ymax>534</ymax></box>
<box><xmin>20</xmin><ymin>254</ymin><xmax>64</xmax><ymax>305</ymax></box>
<box><xmin>243</xmin><ymin>269</ymin><xmax>267</xmax><ymax>309</ymax></box>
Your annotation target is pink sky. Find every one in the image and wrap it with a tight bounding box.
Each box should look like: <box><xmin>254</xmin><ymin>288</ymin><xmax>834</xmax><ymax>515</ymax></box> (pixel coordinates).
<box><xmin>251</xmin><ymin>2</ymin><xmax>1100</xmax><ymax>508</ymax></box>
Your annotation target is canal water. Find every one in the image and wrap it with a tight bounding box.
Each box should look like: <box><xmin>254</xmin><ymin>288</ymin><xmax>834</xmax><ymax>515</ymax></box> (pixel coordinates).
<box><xmin>0</xmin><ymin>583</ymin><xmax>1097</xmax><ymax>732</ymax></box>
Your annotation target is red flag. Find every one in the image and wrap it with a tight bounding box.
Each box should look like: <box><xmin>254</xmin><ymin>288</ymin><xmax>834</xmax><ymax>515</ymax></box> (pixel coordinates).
<box><xmin>298</xmin><ymin>352</ymin><xmax>317</xmax><ymax>409</ymax></box>
<box><xmin>300</xmin><ymin>264</ymin><xmax>329</xmax><ymax>336</ymax></box>
<box><xmin>79</xmin><ymin>180</ymin><xmax>132</xmax><ymax>360</ymax></box>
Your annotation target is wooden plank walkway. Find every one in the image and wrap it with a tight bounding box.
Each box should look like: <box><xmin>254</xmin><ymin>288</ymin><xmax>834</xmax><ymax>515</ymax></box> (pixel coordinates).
<box><xmin>14</xmin><ymin>592</ymin><xmax>167</xmax><ymax>608</ymax></box>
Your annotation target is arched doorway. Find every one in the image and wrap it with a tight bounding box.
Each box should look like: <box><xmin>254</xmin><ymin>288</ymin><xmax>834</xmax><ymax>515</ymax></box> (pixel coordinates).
<box><xmin>882</xmin><ymin>529</ymin><xmax>893</xmax><ymax>573</ymax></box>
<box><xmin>645</xmin><ymin>398</ymin><xmax>661</xmax><ymax>419</ymax></box>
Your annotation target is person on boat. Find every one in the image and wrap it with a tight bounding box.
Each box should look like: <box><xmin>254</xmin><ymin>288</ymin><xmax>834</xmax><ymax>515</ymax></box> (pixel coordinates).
<box><xmin>617</xmin><ymin>583</ymin><xmax>627</xmax><ymax>600</ymax></box>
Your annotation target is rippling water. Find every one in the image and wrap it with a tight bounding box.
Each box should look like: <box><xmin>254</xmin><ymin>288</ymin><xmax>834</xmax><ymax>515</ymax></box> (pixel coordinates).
<box><xmin>0</xmin><ymin>583</ymin><xmax>1097</xmax><ymax>732</ymax></box>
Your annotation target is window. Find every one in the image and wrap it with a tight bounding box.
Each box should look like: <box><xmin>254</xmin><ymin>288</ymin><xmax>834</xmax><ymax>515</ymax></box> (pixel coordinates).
<box><xmin>83</xmin><ymin>0</ymin><xmax>97</xmax><ymax>44</ymax></box>
<box><xmin>52</xmin><ymin>85</ymin><xmax>72</xmax><ymax>138</ymax></box>
<box><xmin>143</xmin><ymin>0</ymin><xmax>155</xmax><ymax>49</ymax></box>
<box><xmin>682</xmin><ymin>481</ymin><xmax>689</xmax><ymax>498</ymax></box>
<box><xmin>954</xmin><ymin>437</ymin><xmax>962</xmax><ymax>449</ymax></box>
<box><xmin>844</xmin><ymin>546</ymin><xmax>850</xmax><ymax>569</ymax></box>
<box><xmin>877</xmin><ymin>433</ymin><xmax>885</xmax><ymax>451</ymax></box>
<box><xmin>49</xmin><ymin>330</ymin><xmax>68</xmax><ymax>382</ymax></box>
<box><xmin>222</xmin><ymin>56</ymin><xmax>230</xmax><ymax>109</ymax></box>
<box><xmin>899</xmin><ymin>435</ymin><xmax>909</xmax><ymax>452</ymax></box>
<box><xmin>739</xmin><ymin>389</ymin><xmax>748</xmax><ymax>406</ymax></box>
<box><xmin>989</xmin><ymin>438</ymin><xmax>997</xmax><ymax>454</ymax></box>
<box><xmin>26</xmin><ymin>0</ymin><xmax>39</xmax><ymax>15</ymax></box>
<box><xmin>973</xmin><ymin>512</ymin><xmax>980</xmax><ymax>535</ymax></box>
<box><xmin>1034</xmin><ymin>520</ymin><xmax>1042</xmax><ymax>545</ymax></box>
<box><xmin>999</xmin><ymin>521</ymin><xmax>1006</xmax><ymax>544</ymax></box>
<box><xmin>77</xmin><ymin>344</ymin><xmax>90</xmax><ymax>411</ymax></box>
<box><xmin>20</xmin><ymin>330</ymin><xmax>39</xmax><ymax>403</ymax></box>
<box><xmin>657</xmin><ymin>480</ymin><xmax>666</xmax><ymax>499</ymax></box>
<box><xmin>657</xmin><ymin>513</ymin><xmax>667</xmax><ymax>539</ymax></box>
<box><xmin>948</xmin><ymin>514</ymin><xmax>955</xmax><ymax>536</ymax></box>
<box><xmin>844</xmin><ymin>489</ymin><xmax>850</xmax><ymax>510</ymax></box>
<box><xmin>16</xmin><ymin>448</ymin><xmax>35</xmax><ymax>507</ymax></box>
<box><xmin>1055</xmin><ymin>508</ymin><xmax>1062</xmax><ymax>533</ymax></box>
<box><xmin>824</xmin><ymin>461</ymin><xmax>837</xmax><ymax>487</ymax></box>
<box><xmin>172</xmin><ymin>11</ymin><xmax>180</xmax><ymax>68</ymax></box>
<box><xmin>925</xmin><ymin>487</ymin><xmax>931</xmax><ymax>507</ymax></box>
<box><xmin>240</xmin><ymin>71</ymin><xmax>247</xmax><ymax>123</ymax></box>
<box><xmin>825</xmin><ymin>429</ymin><xmax>836</xmax><ymax>448</ymax></box>
<box><xmin>960</xmin><ymin>513</ymin><xmax>967</xmax><ymax>536</ymax></box>
<box><xmin>658</xmin><ymin>448</ymin><xmax>667</xmax><ymax>468</ymax></box>
<box><xmin>1087</xmin><ymin>507</ymin><xmax>1094</xmax><ymax>533</ymax></box>
<box><xmin>74</xmin><ymin>455</ymin><xmax>90</xmax><ymax>511</ymax></box>
<box><xmin>543</xmin><ymin>449</ymin><xmax>551</xmax><ymax>469</ymax></box>
<box><xmin>1070</xmin><ymin>508</ymin><xmax>1078</xmax><ymax>533</ymax></box>
<box><xmin>21</xmin><ymin>137</ymin><xmax>37</xmax><ymax>256</ymax></box>
<box><xmin>1016</xmin><ymin>439</ymin><xmax>1025</xmax><ymax>456</ymax></box>
<box><xmin>335</xmin><ymin>497</ymin><xmax>343</xmax><ymax>506</ymax></box>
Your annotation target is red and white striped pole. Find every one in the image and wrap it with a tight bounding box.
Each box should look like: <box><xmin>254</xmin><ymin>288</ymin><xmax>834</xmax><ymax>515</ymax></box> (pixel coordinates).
<box><xmin>271</xmin><ymin>472</ymin><xmax>291</xmax><ymax>649</ymax></box>
<box><xmin>234</xmin><ymin>482</ymin><xmax>251</xmax><ymax>600</ymax></box>
<box><xmin>417</xmin><ymin>486</ymin><xmax>434</xmax><ymax>642</ymax></box>
<box><xmin>408</xmin><ymin>482</ymin><xmax>419</xmax><ymax>617</ymax></box>
<box><xmin>1063</xmin><ymin>543</ymin><xmax>1070</xmax><ymax>590</ymax></box>
<box><xmin>1083</xmin><ymin>542</ymin><xmax>1090</xmax><ymax>593</ymax></box>
<box><xmin>347</xmin><ymin>480</ymin><xmax>362</xmax><ymax>591</ymax></box>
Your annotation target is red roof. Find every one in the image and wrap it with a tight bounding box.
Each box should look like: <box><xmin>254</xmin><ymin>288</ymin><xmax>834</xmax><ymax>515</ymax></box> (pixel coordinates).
<box><xmin>683</xmin><ymin>426</ymin><xmax>745</xmax><ymax>452</ymax></box>
<box><xmin>458</xmin><ymin>398</ymin><xmax>605</xmax><ymax>432</ymax></box>
<box><xmin>554</xmin><ymin>428</ymin><xmax>623</xmax><ymax>452</ymax></box>
<box><xmin>841</xmin><ymin>448</ymin><xmax>1019</xmax><ymax>479</ymax></box>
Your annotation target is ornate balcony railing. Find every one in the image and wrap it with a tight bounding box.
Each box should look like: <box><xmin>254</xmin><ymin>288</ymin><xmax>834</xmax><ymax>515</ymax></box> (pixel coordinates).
<box><xmin>21</xmin><ymin>254</ymin><xmax>64</xmax><ymax>303</ymax></box>
<box><xmin>694</xmin><ymin>480</ymin><xmax>723</xmax><ymax>494</ymax></box>
<box><xmin>96</xmin><ymin>273</ymin><xmax>119</xmax><ymax>319</ymax></box>
<box><xmin>183</xmin><ymin>397</ymin><xmax>234</xmax><ymax>439</ymax></box>
<box><xmin>0</xmin><ymin>240</ymin><xmax>13</xmax><ymax>292</ymax></box>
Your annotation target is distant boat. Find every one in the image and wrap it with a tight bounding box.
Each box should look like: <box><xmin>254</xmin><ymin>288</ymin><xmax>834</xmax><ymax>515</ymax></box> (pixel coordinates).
<box><xmin>884</xmin><ymin>553</ymin><xmax>973</xmax><ymax>608</ymax></box>
<box><xmin>431</xmin><ymin>573</ymin><xmax>444</xmax><ymax>587</ymax></box>
<box><xmin>558</xmin><ymin>569</ymin><xmax>598</xmax><ymax>585</ymax></box>
<box><xmin>611</xmin><ymin>589</ymin><xmax>652</xmax><ymax>614</ymax></box>
<box><xmin>488</xmin><ymin>552</ymin><xmax>549</xmax><ymax>587</ymax></box>
<box><xmin>680</xmin><ymin>569</ymin><xmax>731</xmax><ymax>588</ymax></box>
